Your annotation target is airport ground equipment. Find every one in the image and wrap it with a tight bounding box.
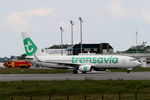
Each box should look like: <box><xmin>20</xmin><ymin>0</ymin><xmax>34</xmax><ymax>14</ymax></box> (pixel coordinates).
<box><xmin>4</xmin><ymin>60</ymin><xmax>32</xmax><ymax>68</ymax></box>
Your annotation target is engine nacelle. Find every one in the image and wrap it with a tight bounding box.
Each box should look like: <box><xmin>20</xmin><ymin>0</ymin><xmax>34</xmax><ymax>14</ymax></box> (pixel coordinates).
<box><xmin>93</xmin><ymin>67</ymin><xmax>106</xmax><ymax>71</ymax></box>
<box><xmin>79</xmin><ymin>65</ymin><xmax>92</xmax><ymax>72</ymax></box>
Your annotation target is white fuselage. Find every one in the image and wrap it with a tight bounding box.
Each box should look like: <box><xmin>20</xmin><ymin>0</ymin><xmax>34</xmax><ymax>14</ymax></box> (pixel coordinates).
<box><xmin>34</xmin><ymin>55</ymin><xmax>141</xmax><ymax>69</ymax></box>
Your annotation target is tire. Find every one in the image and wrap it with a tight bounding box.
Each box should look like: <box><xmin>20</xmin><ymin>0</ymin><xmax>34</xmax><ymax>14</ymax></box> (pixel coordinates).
<box><xmin>19</xmin><ymin>66</ymin><xmax>29</xmax><ymax>68</ymax></box>
<box><xmin>127</xmin><ymin>70</ymin><xmax>130</xmax><ymax>73</ymax></box>
<box><xmin>73</xmin><ymin>70</ymin><xmax>78</xmax><ymax>74</ymax></box>
<box><xmin>7</xmin><ymin>66</ymin><xmax>12</xmax><ymax>68</ymax></box>
<box><xmin>82</xmin><ymin>71</ymin><xmax>87</xmax><ymax>74</ymax></box>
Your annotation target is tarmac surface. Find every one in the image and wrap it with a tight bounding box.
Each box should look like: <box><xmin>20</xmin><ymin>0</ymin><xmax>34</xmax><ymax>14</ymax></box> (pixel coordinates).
<box><xmin>0</xmin><ymin>72</ymin><xmax>150</xmax><ymax>81</ymax></box>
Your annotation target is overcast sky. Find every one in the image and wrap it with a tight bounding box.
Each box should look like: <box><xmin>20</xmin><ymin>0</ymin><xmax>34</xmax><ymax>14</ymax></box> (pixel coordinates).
<box><xmin>0</xmin><ymin>0</ymin><xmax>150</xmax><ymax>57</ymax></box>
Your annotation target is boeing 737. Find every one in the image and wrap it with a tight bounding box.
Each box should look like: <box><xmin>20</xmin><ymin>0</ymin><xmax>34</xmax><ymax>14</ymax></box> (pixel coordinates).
<box><xmin>21</xmin><ymin>33</ymin><xmax>141</xmax><ymax>74</ymax></box>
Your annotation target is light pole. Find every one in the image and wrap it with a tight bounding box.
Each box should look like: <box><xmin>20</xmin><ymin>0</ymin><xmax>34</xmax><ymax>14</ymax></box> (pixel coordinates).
<box><xmin>70</xmin><ymin>20</ymin><xmax>74</xmax><ymax>55</ymax></box>
<box><xmin>136</xmin><ymin>31</ymin><xmax>138</xmax><ymax>46</ymax></box>
<box><xmin>136</xmin><ymin>31</ymin><xmax>138</xmax><ymax>53</ymax></box>
<box><xmin>60</xmin><ymin>27</ymin><xmax>64</xmax><ymax>55</ymax></box>
<box><xmin>79</xmin><ymin>17</ymin><xmax>83</xmax><ymax>54</ymax></box>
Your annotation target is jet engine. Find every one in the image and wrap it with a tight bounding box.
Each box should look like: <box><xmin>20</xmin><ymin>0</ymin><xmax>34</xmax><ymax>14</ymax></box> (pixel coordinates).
<box><xmin>78</xmin><ymin>65</ymin><xmax>92</xmax><ymax>72</ymax></box>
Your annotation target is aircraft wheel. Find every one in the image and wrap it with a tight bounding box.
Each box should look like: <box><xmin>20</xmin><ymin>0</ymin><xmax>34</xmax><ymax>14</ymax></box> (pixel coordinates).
<box><xmin>127</xmin><ymin>70</ymin><xmax>130</xmax><ymax>73</ymax></box>
<box><xmin>73</xmin><ymin>70</ymin><xmax>78</xmax><ymax>74</ymax></box>
<box><xmin>8</xmin><ymin>66</ymin><xmax>12</xmax><ymax>68</ymax></box>
<box><xmin>20</xmin><ymin>66</ymin><xmax>29</xmax><ymax>68</ymax></box>
<box><xmin>82</xmin><ymin>71</ymin><xmax>87</xmax><ymax>74</ymax></box>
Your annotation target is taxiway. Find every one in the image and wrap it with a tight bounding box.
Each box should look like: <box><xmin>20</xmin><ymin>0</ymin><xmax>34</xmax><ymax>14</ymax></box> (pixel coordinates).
<box><xmin>0</xmin><ymin>72</ymin><xmax>150</xmax><ymax>81</ymax></box>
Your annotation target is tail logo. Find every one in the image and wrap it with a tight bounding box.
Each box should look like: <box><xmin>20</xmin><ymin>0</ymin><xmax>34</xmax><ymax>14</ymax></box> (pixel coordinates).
<box><xmin>25</xmin><ymin>40</ymin><xmax>34</xmax><ymax>53</ymax></box>
<box><xmin>23</xmin><ymin>38</ymin><xmax>37</xmax><ymax>56</ymax></box>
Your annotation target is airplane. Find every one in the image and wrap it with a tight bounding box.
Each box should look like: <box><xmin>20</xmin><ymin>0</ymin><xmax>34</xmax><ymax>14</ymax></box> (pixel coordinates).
<box><xmin>21</xmin><ymin>33</ymin><xmax>141</xmax><ymax>74</ymax></box>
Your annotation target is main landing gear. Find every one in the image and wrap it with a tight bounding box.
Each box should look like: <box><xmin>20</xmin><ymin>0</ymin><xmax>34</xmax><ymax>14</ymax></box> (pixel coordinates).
<box><xmin>126</xmin><ymin>68</ymin><xmax>133</xmax><ymax>73</ymax></box>
<box><xmin>73</xmin><ymin>68</ymin><xmax>87</xmax><ymax>74</ymax></box>
<box><xmin>73</xmin><ymin>69</ymin><xmax>78</xmax><ymax>74</ymax></box>
<box><xmin>73</xmin><ymin>70</ymin><xmax>87</xmax><ymax>74</ymax></box>
<box><xmin>127</xmin><ymin>70</ymin><xmax>130</xmax><ymax>73</ymax></box>
<box><xmin>82</xmin><ymin>71</ymin><xmax>87</xmax><ymax>74</ymax></box>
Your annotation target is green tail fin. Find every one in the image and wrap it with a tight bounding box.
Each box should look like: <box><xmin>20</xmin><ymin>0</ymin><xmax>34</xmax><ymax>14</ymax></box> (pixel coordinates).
<box><xmin>21</xmin><ymin>33</ymin><xmax>38</xmax><ymax>56</ymax></box>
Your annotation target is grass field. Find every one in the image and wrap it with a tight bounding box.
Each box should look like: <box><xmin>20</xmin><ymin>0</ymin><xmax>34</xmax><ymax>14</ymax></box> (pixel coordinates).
<box><xmin>110</xmin><ymin>67</ymin><xmax>150</xmax><ymax>72</ymax></box>
<box><xmin>0</xmin><ymin>68</ymin><xmax>150</xmax><ymax>99</ymax></box>
<box><xmin>0</xmin><ymin>67</ymin><xmax>150</xmax><ymax>74</ymax></box>
<box><xmin>0</xmin><ymin>68</ymin><xmax>72</xmax><ymax>74</ymax></box>
<box><xmin>2</xmin><ymin>94</ymin><xmax>150</xmax><ymax>100</ymax></box>
<box><xmin>2</xmin><ymin>93</ymin><xmax>150</xmax><ymax>100</ymax></box>
<box><xmin>0</xmin><ymin>80</ymin><xmax>149</xmax><ymax>96</ymax></box>
<box><xmin>0</xmin><ymin>80</ymin><xmax>150</xmax><ymax>100</ymax></box>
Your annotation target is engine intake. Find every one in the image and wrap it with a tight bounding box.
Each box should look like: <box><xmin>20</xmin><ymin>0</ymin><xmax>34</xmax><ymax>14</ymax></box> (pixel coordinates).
<box><xmin>79</xmin><ymin>65</ymin><xmax>92</xmax><ymax>72</ymax></box>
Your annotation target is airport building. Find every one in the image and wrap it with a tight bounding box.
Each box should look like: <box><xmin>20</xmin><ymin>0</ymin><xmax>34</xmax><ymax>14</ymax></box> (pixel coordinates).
<box><xmin>67</xmin><ymin>43</ymin><xmax>114</xmax><ymax>55</ymax></box>
<box><xmin>43</xmin><ymin>49</ymin><xmax>68</xmax><ymax>55</ymax></box>
<box><xmin>43</xmin><ymin>43</ymin><xmax>114</xmax><ymax>55</ymax></box>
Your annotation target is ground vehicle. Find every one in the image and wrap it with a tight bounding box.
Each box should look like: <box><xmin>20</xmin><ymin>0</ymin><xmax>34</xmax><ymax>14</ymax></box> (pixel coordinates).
<box><xmin>4</xmin><ymin>60</ymin><xmax>32</xmax><ymax>68</ymax></box>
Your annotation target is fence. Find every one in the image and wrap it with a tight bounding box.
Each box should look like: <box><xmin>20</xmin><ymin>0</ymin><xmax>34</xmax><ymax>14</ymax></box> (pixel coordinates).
<box><xmin>3</xmin><ymin>93</ymin><xmax>150</xmax><ymax>100</ymax></box>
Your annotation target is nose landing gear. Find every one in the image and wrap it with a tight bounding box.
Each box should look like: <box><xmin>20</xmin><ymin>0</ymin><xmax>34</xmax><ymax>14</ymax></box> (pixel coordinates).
<box><xmin>126</xmin><ymin>68</ymin><xmax>133</xmax><ymax>73</ymax></box>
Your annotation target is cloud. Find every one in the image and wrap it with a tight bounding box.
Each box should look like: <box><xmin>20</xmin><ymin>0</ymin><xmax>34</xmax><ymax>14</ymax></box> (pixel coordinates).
<box><xmin>142</xmin><ymin>10</ymin><xmax>150</xmax><ymax>23</ymax></box>
<box><xmin>107</xmin><ymin>0</ymin><xmax>150</xmax><ymax>24</ymax></box>
<box><xmin>20</xmin><ymin>7</ymin><xmax>54</xmax><ymax>18</ymax></box>
<box><xmin>108</xmin><ymin>1</ymin><xmax>125</xmax><ymax>19</ymax></box>
<box><xmin>87</xmin><ymin>0</ymin><xmax>99</xmax><ymax>2</ymax></box>
<box><xmin>58</xmin><ymin>21</ymin><xmax>70</xmax><ymax>29</ymax></box>
<box><xmin>4</xmin><ymin>7</ymin><xmax>55</xmax><ymax>31</ymax></box>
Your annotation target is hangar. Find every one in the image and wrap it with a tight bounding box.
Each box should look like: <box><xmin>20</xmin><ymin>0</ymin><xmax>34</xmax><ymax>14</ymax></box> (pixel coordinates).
<box><xmin>67</xmin><ymin>43</ymin><xmax>114</xmax><ymax>55</ymax></box>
